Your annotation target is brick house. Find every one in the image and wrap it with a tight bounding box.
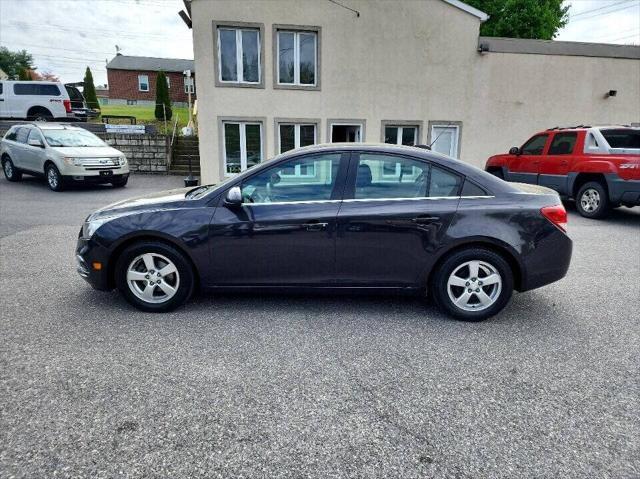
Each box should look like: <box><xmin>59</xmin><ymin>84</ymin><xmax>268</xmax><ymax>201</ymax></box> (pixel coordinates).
<box><xmin>106</xmin><ymin>55</ymin><xmax>196</xmax><ymax>106</ymax></box>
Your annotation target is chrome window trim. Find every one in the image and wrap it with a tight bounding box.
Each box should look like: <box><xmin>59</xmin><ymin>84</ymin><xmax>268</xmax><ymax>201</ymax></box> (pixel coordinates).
<box><xmin>240</xmin><ymin>195</ymin><xmax>494</xmax><ymax>206</ymax></box>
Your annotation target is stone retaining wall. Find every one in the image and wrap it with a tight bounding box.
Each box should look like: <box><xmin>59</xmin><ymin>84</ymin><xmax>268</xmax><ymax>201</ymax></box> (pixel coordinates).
<box><xmin>98</xmin><ymin>134</ymin><xmax>170</xmax><ymax>174</ymax></box>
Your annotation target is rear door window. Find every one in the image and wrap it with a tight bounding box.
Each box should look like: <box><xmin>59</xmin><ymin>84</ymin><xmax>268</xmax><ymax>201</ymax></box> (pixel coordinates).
<box><xmin>601</xmin><ymin>129</ymin><xmax>640</xmax><ymax>148</ymax></box>
<box><xmin>16</xmin><ymin>127</ymin><xmax>30</xmax><ymax>144</ymax></box>
<box><xmin>548</xmin><ymin>132</ymin><xmax>577</xmax><ymax>155</ymax></box>
<box><xmin>13</xmin><ymin>83</ymin><xmax>61</xmax><ymax>96</ymax></box>
<box><xmin>521</xmin><ymin>134</ymin><xmax>548</xmax><ymax>155</ymax></box>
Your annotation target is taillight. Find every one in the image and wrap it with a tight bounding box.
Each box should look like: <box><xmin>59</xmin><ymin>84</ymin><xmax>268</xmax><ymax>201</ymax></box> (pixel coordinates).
<box><xmin>63</xmin><ymin>99</ymin><xmax>72</xmax><ymax>113</ymax></box>
<box><xmin>541</xmin><ymin>204</ymin><xmax>568</xmax><ymax>232</ymax></box>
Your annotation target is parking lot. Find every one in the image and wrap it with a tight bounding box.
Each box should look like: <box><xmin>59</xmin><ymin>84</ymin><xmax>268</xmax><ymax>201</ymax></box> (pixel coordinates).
<box><xmin>0</xmin><ymin>174</ymin><xmax>638</xmax><ymax>478</ymax></box>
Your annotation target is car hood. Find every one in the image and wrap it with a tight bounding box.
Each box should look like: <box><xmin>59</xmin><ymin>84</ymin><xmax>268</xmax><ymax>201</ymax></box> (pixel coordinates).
<box><xmin>52</xmin><ymin>146</ymin><xmax>123</xmax><ymax>157</ymax></box>
<box><xmin>89</xmin><ymin>187</ymin><xmax>192</xmax><ymax>220</ymax></box>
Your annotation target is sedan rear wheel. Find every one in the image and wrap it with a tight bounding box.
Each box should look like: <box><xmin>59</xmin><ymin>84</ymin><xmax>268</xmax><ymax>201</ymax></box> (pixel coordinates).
<box><xmin>115</xmin><ymin>241</ymin><xmax>195</xmax><ymax>312</ymax></box>
<box><xmin>431</xmin><ymin>248</ymin><xmax>513</xmax><ymax>321</ymax></box>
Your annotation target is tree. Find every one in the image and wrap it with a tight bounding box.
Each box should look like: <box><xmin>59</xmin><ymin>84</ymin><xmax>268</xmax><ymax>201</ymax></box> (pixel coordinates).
<box><xmin>0</xmin><ymin>47</ymin><xmax>35</xmax><ymax>79</ymax></box>
<box><xmin>83</xmin><ymin>67</ymin><xmax>100</xmax><ymax>110</ymax></box>
<box><xmin>18</xmin><ymin>68</ymin><xmax>33</xmax><ymax>81</ymax></box>
<box><xmin>465</xmin><ymin>0</ymin><xmax>569</xmax><ymax>40</ymax></box>
<box><xmin>154</xmin><ymin>71</ymin><xmax>172</xmax><ymax>121</ymax></box>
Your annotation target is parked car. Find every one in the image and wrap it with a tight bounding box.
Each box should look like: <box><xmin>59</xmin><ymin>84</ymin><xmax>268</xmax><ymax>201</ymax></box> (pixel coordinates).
<box><xmin>1</xmin><ymin>123</ymin><xmax>129</xmax><ymax>191</ymax></box>
<box><xmin>76</xmin><ymin>144</ymin><xmax>572</xmax><ymax>321</ymax></box>
<box><xmin>65</xmin><ymin>83</ymin><xmax>99</xmax><ymax>121</ymax></box>
<box><xmin>0</xmin><ymin>80</ymin><xmax>75</xmax><ymax>121</ymax></box>
<box><xmin>485</xmin><ymin>126</ymin><xmax>640</xmax><ymax>218</ymax></box>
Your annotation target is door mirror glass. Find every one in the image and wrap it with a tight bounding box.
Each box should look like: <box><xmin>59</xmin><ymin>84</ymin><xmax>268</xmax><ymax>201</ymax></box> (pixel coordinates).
<box><xmin>225</xmin><ymin>186</ymin><xmax>242</xmax><ymax>205</ymax></box>
<box><xmin>509</xmin><ymin>146</ymin><xmax>520</xmax><ymax>155</ymax></box>
<box><xmin>28</xmin><ymin>138</ymin><xmax>43</xmax><ymax>148</ymax></box>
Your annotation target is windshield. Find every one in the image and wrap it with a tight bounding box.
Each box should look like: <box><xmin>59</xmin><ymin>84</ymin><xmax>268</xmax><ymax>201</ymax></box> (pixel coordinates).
<box><xmin>43</xmin><ymin>129</ymin><xmax>106</xmax><ymax>147</ymax></box>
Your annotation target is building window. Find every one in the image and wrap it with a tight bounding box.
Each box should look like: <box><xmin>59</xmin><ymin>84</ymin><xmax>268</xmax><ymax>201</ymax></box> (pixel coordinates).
<box><xmin>277</xmin><ymin>30</ymin><xmax>317</xmax><ymax>86</ymax></box>
<box><xmin>184</xmin><ymin>77</ymin><xmax>195</xmax><ymax>94</ymax></box>
<box><xmin>217</xmin><ymin>27</ymin><xmax>261</xmax><ymax>84</ymax></box>
<box><xmin>126</xmin><ymin>99</ymin><xmax>137</xmax><ymax>105</ymax></box>
<box><xmin>223</xmin><ymin>122</ymin><xmax>263</xmax><ymax>175</ymax></box>
<box><xmin>138</xmin><ymin>75</ymin><xmax>149</xmax><ymax>92</ymax></box>
<box><xmin>429</xmin><ymin>123</ymin><xmax>461</xmax><ymax>158</ymax></box>
<box><xmin>384</xmin><ymin>126</ymin><xmax>418</xmax><ymax>146</ymax></box>
<box><xmin>278</xmin><ymin>123</ymin><xmax>317</xmax><ymax>177</ymax></box>
<box><xmin>328</xmin><ymin>120</ymin><xmax>365</xmax><ymax>143</ymax></box>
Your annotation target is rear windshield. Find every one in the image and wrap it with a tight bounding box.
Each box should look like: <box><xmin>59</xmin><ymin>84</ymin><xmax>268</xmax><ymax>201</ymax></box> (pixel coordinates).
<box><xmin>601</xmin><ymin>129</ymin><xmax>640</xmax><ymax>149</ymax></box>
<box><xmin>65</xmin><ymin>86</ymin><xmax>84</xmax><ymax>101</ymax></box>
<box><xmin>42</xmin><ymin>129</ymin><xmax>106</xmax><ymax>147</ymax></box>
<box><xmin>13</xmin><ymin>83</ymin><xmax>61</xmax><ymax>96</ymax></box>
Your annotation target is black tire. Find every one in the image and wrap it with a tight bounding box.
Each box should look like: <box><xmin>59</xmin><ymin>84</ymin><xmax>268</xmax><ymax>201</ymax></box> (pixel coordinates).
<box><xmin>430</xmin><ymin>248</ymin><xmax>514</xmax><ymax>322</ymax></box>
<box><xmin>111</xmin><ymin>177</ymin><xmax>129</xmax><ymax>188</ymax></box>
<box><xmin>2</xmin><ymin>157</ymin><xmax>22</xmax><ymax>182</ymax></box>
<box><xmin>45</xmin><ymin>163</ymin><xmax>64</xmax><ymax>191</ymax></box>
<box><xmin>576</xmin><ymin>181</ymin><xmax>610</xmax><ymax>219</ymax></box>
<box><xmin>28</xmin><ymin>108</ymin><xmax>53</xmax><ymax>122</ymax></box>
<box><xmin>115</xmin><ymin>241</ymin><xmax>195</xmax><ymax>313</ymax></box>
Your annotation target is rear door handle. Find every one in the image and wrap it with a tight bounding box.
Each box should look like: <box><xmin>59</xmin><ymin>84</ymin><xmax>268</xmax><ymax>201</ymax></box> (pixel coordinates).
<box><xmin>411</xmin><ymin>216</ymin><xmax>440</xmax><ymax>224</ymax></box>
<box><xmin>303</xmin><ymin>221</ymin><xmax>328</xmax><ymax>231</ymax></box>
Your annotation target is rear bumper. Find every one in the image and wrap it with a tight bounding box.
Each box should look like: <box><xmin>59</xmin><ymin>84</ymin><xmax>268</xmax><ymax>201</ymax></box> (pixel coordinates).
<box><xmin>606</xmin><ymin>176</ymin><xmax>640</xmax><ymax>206</ymax></box>
<box><xmin>519</xmin><ymin>228</ymin><xmax>573</xmax><ymax>292</ymax></box>
<box><xmin>76</xmin><ymin>236</ymin><xmax>113</xmax><ymax>291</ymax></box>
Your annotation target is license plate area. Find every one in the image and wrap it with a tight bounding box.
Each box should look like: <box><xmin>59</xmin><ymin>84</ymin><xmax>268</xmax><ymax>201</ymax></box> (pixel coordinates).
<box><xmin>99</xmin><ymin>170</ymin><xmax>113</xmax><ymax>177</ymax></box>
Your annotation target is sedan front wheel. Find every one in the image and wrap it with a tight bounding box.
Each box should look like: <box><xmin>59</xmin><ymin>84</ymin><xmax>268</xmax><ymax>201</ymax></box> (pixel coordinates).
<box><xmin>115</xmin><ymin>241</ymin><xmax>195</xmax><ymax>312</ymax></box>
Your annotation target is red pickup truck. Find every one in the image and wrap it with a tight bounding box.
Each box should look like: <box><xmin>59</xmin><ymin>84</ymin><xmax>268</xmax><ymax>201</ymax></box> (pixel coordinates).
<box><xmin>485</xmin><ymin>126</ymin><xmax>640</xmax><ymax>218</ymax></box>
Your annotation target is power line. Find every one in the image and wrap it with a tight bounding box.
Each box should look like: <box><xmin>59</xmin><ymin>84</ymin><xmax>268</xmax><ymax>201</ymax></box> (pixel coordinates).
<box><xmin>569</xmin><ymin>3</ymin><xmax>639</xmax><ymax>22</ymax></box>
<box><xmin>570</xmin><ymin>0</ymin><xmax>635</xmax><ymax>18</ymax></box>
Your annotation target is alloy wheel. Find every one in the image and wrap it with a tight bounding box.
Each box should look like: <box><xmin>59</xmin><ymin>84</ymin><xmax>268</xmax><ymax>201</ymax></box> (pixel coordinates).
<box><xmin>4</xmin><ymin>161</ymin><xmax>13</xmax><ymax>178</ymax></box>
<box><xmin>126</xmin><ymin>253</ymin><xmax>180</xmax><ymax>304</ymax></box>
<box><xmin>580</xmin><ymin>188</ymin><xmax>600</xmax><ymax>213</ymax></box>
<box><xmin>447</xmin><ymin>260</ymin><xmax>502</xmax><ymax>312</ymax></box>
<box><xmin>47</xmin><ymin>167</ymin><xmax>59</xmax><ymax>189</ymax></box>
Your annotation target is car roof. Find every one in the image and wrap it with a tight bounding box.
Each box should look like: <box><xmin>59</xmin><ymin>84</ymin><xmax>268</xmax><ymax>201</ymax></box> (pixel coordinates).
<box><xmin>32</xmin><ymin>123</ymin><xmax>85</xmax><ymax>131</ymax></box>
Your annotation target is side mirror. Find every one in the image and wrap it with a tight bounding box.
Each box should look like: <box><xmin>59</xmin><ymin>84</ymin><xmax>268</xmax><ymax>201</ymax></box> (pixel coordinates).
<box><xmin>28</xmin><ymin>138</ymin><xmax>44</xmax><ymax>148</ymax></box>
<box><xmin>509</xmin><ymin>146</ymin><xmax>520</xmax><ymax>155</ymax></box>
<box><xmin>225</xmin><ymin>186</ymin><xmax>242</xmax><ymax>206</ymax></box>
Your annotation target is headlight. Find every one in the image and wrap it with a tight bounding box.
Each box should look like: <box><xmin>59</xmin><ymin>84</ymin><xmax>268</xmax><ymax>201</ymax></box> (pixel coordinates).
<box><xmin>118</xmin><ymin>156</ymin><xmax>127</xmax><ymax>166</ymax></box>
<box><xmin>63</xmin><ymin>157</ymin><xmax>83</xmax><ymax>166</ymax></box>
<box><xmin>82</xmin><ymin>212</ymin><xmax>131</xmax><ymax>239</ymax></box>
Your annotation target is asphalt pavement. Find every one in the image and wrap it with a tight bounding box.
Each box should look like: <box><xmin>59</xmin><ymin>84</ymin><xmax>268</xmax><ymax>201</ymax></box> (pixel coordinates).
<box><xmin>1</xmin><ymin>174</ymin><xmax>639</xmax><ymax>478</ymax></box>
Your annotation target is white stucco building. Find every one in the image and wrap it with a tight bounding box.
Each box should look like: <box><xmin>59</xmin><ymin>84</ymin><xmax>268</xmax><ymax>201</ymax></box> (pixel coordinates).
<box><xmin>189</xmin><ymin>0</ymin><xmax>640</xmax><ymax>184</ymax></box>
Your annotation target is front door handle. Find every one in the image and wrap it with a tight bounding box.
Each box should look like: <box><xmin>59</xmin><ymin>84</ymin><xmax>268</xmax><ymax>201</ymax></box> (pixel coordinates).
<box><xmin>412</xmin><ymin>216</ymin><xmax>440</xmax><ymax>224</ymax></box>
<box><xmin>303</xmin><ymin>222</ymin><xmax>328</xmax><ymax>231</ymax></box>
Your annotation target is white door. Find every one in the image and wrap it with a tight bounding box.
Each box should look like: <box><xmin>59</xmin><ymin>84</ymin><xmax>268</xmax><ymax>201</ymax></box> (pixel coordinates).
<box><xmin>430</xmin><ymin>125</ymin><xmax>460</xmax><ymax>158</ymax></box>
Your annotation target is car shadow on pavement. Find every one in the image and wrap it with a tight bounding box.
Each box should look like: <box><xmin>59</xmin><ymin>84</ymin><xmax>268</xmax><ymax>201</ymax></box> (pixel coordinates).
<box><xmin>71</xmin><ymin>283</ymin><xmax>552</xmax><ymax>327</ymax></box>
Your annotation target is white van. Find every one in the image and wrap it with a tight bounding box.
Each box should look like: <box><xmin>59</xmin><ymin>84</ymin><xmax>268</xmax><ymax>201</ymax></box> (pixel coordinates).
<box><xmin>0</xmin><ymin>80</ymin><xmax>75</xmax><ymax>121</ymax></box>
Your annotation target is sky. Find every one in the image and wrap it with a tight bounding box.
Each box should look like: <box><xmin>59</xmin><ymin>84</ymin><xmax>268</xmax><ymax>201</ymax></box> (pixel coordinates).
<box><xmin>0</xmin><ymin>0</ymin><xmax>639</xmax><ymax>85</ymax></box>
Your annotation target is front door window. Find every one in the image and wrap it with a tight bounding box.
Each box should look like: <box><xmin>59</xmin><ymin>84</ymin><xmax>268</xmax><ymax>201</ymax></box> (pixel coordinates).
<box><xmin>241</xmin><ymin>153</ymin><xmax>341</xmax><ymax>204</ymax></box>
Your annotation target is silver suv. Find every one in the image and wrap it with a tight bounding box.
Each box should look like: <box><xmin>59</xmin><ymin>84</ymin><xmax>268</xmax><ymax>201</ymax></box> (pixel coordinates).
<box><xmin>0</xmin><ymin>123</ymin><xmax>129</xmax><ymax>191</ymax></box>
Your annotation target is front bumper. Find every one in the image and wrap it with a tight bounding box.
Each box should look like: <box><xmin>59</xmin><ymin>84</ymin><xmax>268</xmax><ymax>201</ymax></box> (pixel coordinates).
<box><xmin>76</xmin><ymin>236</ymin><xmax>113</xmax><ymax>291</ymax></box>
<box><xmin>606</xmin><ymin>177</ymin><xmax>640</xmax><ymax>206</ymax></box>
<box><xmin>64</xmin><ymin>172</ymin><xmax>129</xmax><ymax>185</ymax></box>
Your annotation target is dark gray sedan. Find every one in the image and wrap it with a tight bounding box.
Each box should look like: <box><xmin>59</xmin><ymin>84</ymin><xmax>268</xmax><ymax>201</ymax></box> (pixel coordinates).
<box><xmin>76</xmin><ymin>144</ymin><xmax>572</xmax><ymax>321</ymax></box>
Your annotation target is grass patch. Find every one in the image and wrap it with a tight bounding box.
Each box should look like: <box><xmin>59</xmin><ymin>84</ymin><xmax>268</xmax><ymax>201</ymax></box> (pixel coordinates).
<box><xmin>94</xmin><ymin>104</ymin><xmax>191</xmax><ymax>135</ymax></box>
